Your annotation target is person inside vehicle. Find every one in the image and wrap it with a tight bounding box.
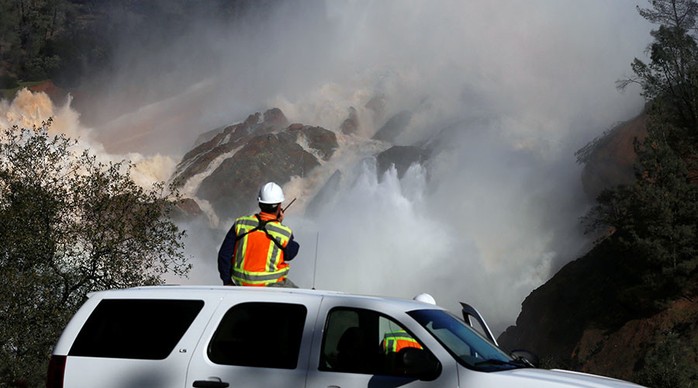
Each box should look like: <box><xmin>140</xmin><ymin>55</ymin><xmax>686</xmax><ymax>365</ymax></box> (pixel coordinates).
<box><xmin>217</xmin><ymin>182</ymin><xmax>300</xmax><ymax>287</ymax></box>
<box><xmin>381</xmin><ymin>329</ymin><xmax>422</xmax><ymax>354</ymax></box>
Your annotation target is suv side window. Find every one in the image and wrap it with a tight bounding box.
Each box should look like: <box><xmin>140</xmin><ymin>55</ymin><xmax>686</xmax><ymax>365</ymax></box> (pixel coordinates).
<box><xmin>319</xmin><ymin>307</ymin><xmax>437</xmax><ymax>377</ymax></box>
<box><xmin>69</xmin><ymin>299</ymin><xmax>204</xmax><ymax>359</ymax></box>
<box><xmin>208</xmin><ymin>302</ymin><xmax>307</xmax><ymax>369</ymax></box>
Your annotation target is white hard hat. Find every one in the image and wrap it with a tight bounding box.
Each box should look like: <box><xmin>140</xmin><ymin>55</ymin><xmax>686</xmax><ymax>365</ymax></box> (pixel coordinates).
<box><xmin>413</xmin><ymin>293</ymin><xmax>436</xmax><ymax>305</ymax></box>
<box><xmin>258</xmin><ymin>182</ymin><xmax>285</xmax><ymax>204</ymax></box>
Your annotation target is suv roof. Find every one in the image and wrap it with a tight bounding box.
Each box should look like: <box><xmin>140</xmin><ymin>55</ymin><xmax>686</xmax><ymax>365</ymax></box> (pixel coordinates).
<box><xmin>86</xmin><ymin>285</ymin><xmax>442</xmax><ymax>311</ymax></box>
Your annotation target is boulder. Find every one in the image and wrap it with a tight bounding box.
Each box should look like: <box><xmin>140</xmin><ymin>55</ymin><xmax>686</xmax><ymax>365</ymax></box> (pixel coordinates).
<box><xmin>340</xmin><ymin>107</ymin><xmax>359</xmax><ymax>135</ymax></box>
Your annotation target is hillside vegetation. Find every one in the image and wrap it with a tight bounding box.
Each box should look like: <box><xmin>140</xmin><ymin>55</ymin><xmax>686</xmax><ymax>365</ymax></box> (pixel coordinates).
<box><xmin>500</xmin><ymin>1</ymin><xmax>698</xmax><ymax>386</ymax></box>
<box><xmin>0</xmin><ymin>0</ymin><xmax>262</xmax><ymax>90</ymax></box>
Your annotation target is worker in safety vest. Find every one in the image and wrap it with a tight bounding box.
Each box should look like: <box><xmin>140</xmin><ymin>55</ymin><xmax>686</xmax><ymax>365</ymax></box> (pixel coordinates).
<box><xmin>217</xmin><ymin>182</ymin><xmax>300</xmax><ymax>287</ymax></box>
<box><xmin>381</xmin><ymin>329</ymin><xmax>422</xmax><ymax>354</ymax></box>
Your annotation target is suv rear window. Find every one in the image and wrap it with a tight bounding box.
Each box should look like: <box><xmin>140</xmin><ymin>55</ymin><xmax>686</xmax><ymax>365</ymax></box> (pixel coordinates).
<box><xmin>69</xmin><ymin>299</ymin><xmax>204</xmax><ymax>359</ymax></box>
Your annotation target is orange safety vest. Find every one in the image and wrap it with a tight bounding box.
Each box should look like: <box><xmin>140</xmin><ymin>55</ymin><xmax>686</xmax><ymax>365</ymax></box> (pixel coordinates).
<box><xmin>231</xmin><ymin>212</ymin><xmax>293</xmax><ymax>286</ymax></box>
<box><xmin>382</xmin><ymin>330</ymin><xmax>422</xmax><ymax>353</ymax></box>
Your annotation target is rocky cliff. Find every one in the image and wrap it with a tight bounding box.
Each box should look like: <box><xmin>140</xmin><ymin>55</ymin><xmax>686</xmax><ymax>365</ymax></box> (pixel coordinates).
<box><xmin>171</xmin><ymin>106</ymin><xmax>433</xmax><ymax>221</ymax></box>
<box><xmin>498</xmin><ymin>239</ymin><xmax>698</xmax><ymax>382</ymax></box>
<box><xmin>171</xmin><ymin>108</ymin><xmax>339</xmax><ymax>218</ymax></box>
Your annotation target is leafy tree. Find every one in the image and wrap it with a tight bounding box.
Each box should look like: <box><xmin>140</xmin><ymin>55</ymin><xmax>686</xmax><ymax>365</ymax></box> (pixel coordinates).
<box><xmin>584</xmin><ymin>129</ymin><xmax>698</xmax><ymax>303</ymax></box>
<box><xmin>0</xmin><ymin>120</ymin><xmax>190</xmax><ymax>386</ymax></box>
<box><xmin>637</xmin><ymin>0</ymin><xmax>698</xmax><ymax>31</ymax></box>
<box><xmin>576</xmin><ymin>1</ymin><xmax>698</xmax><ymax>383</ymax></box>
<box><xmin>620</xmin><ymin>0</ymin><xmax>698</xmax><ymax>154</ymax></box>
<box><xmin>585</xmin><ymin>0</ymin><xmax>698</xmax><ymax>181</ymax></box>
<box><xmin>584</xmin><ymin>0</ymin><xmax>698</xmax><ymax>306</ymax></box>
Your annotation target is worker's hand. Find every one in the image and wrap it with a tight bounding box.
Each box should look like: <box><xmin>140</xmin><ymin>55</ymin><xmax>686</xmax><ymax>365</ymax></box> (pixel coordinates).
<box><xmin>277</xmin><ymin>206</ymin><xmax>285</xmax><ymax>222</ymax></box>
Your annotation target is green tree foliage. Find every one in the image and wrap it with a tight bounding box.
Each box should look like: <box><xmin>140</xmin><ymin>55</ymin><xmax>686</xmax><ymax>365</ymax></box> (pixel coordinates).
<box><xmin>618</xmin><ymin>2</ymin><xmax>698</xmax><ymax>185</ymax></box>
<box><xmin>619</xmin><ymin>0</ymin><xmax>698</xmax><ymax>156</ymax></box>
<box><xmin>636</xmin><ymin>330</ymin><xmax>698</xmax><ymax>388</ymax></box>
<box><xmin>0</xmin><ymin>0</ymin><xmax>71</xmax><ymax>85</ymax></box>
<box><xmin>583</xmin><ymin>2</ymin><xmax>698</xmax><ymax>382</ymax></box>
<box><xmin>0</xmin><ymin>0</ymin><xmax>269</xmax><ymax>89</ymax></box>
<box><xmin>585</xmin><ymin>130</ymin><xmax>698</xmax><ymax>304</ymax></box>
<box><xmin>0</xmin><ymin>120</ymin><xmax>190</xmax><ymax>386</ymax></box>
<box><xmin>637</xmin><ymin>0</ymin><xmax>698</xmax><ymax>30</ymax></box>
<box><xmin>586</xmin><ymin>0</ymin><xmax>698</xmax><ymax>299</ymax></box>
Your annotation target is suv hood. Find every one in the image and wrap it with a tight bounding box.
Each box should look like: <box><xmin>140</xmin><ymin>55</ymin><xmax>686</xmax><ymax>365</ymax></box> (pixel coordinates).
<box><xmin>494</xmin><ymin>368</ymin><xmax>644</xmax><ymax>387</ymax></box>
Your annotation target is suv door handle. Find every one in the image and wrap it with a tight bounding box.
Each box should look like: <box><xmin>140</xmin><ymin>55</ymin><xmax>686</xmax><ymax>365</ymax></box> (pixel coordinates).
<box><xmin>193</xmin><ymin>379</ymin><xmax>230</xmax><ymax>388</ymax></box>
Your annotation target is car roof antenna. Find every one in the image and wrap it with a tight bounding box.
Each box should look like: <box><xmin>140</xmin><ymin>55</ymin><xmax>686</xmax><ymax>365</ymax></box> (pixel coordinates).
<box><xmin>312</xmin><ymin>231</ymin><xmax>319</xmax><ymax>290</ymax></box>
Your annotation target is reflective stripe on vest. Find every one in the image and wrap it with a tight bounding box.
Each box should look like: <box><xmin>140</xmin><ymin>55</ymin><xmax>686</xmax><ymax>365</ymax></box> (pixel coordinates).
<box><xmin>382</xmin><ymin>330</ymin><xmax>422</xmax><ymax>353</ymax></box>
<box><xmin>232</xmin><ymin>214</ymin><xmax>292</xmax><ymax>286</ymax></box>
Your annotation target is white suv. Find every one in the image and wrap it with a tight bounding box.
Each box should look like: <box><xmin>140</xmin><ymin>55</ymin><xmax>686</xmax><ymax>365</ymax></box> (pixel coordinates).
<box><xmin>47</xmin><ymin>286</ymin><xmax>644</xmax><ymax>388</ymax></box>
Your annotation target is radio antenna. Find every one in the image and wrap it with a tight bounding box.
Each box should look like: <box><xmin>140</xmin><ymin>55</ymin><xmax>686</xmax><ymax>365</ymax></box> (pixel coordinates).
<box><xmin>312</xmin><ymin>231</ymin><xmax>319</xmax><ymax>290</ymax></box>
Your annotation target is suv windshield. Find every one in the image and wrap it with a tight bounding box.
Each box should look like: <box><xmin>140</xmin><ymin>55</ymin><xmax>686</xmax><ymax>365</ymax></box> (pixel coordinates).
<box><xmin>408</xmin><ymin>309</ymin><xmax>526</xmax><ymax>372</ymax></box>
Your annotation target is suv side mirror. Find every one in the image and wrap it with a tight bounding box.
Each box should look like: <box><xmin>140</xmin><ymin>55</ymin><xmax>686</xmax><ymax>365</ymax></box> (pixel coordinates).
<box><xmin>399</xmin><ymin>348</ymin><xmax>441</xmax><ymax>381</ymax></box>
<box><xmin>510</xmin><ymin>349</ymin><xmax>539</xmax><ymax>368</ymax></box>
